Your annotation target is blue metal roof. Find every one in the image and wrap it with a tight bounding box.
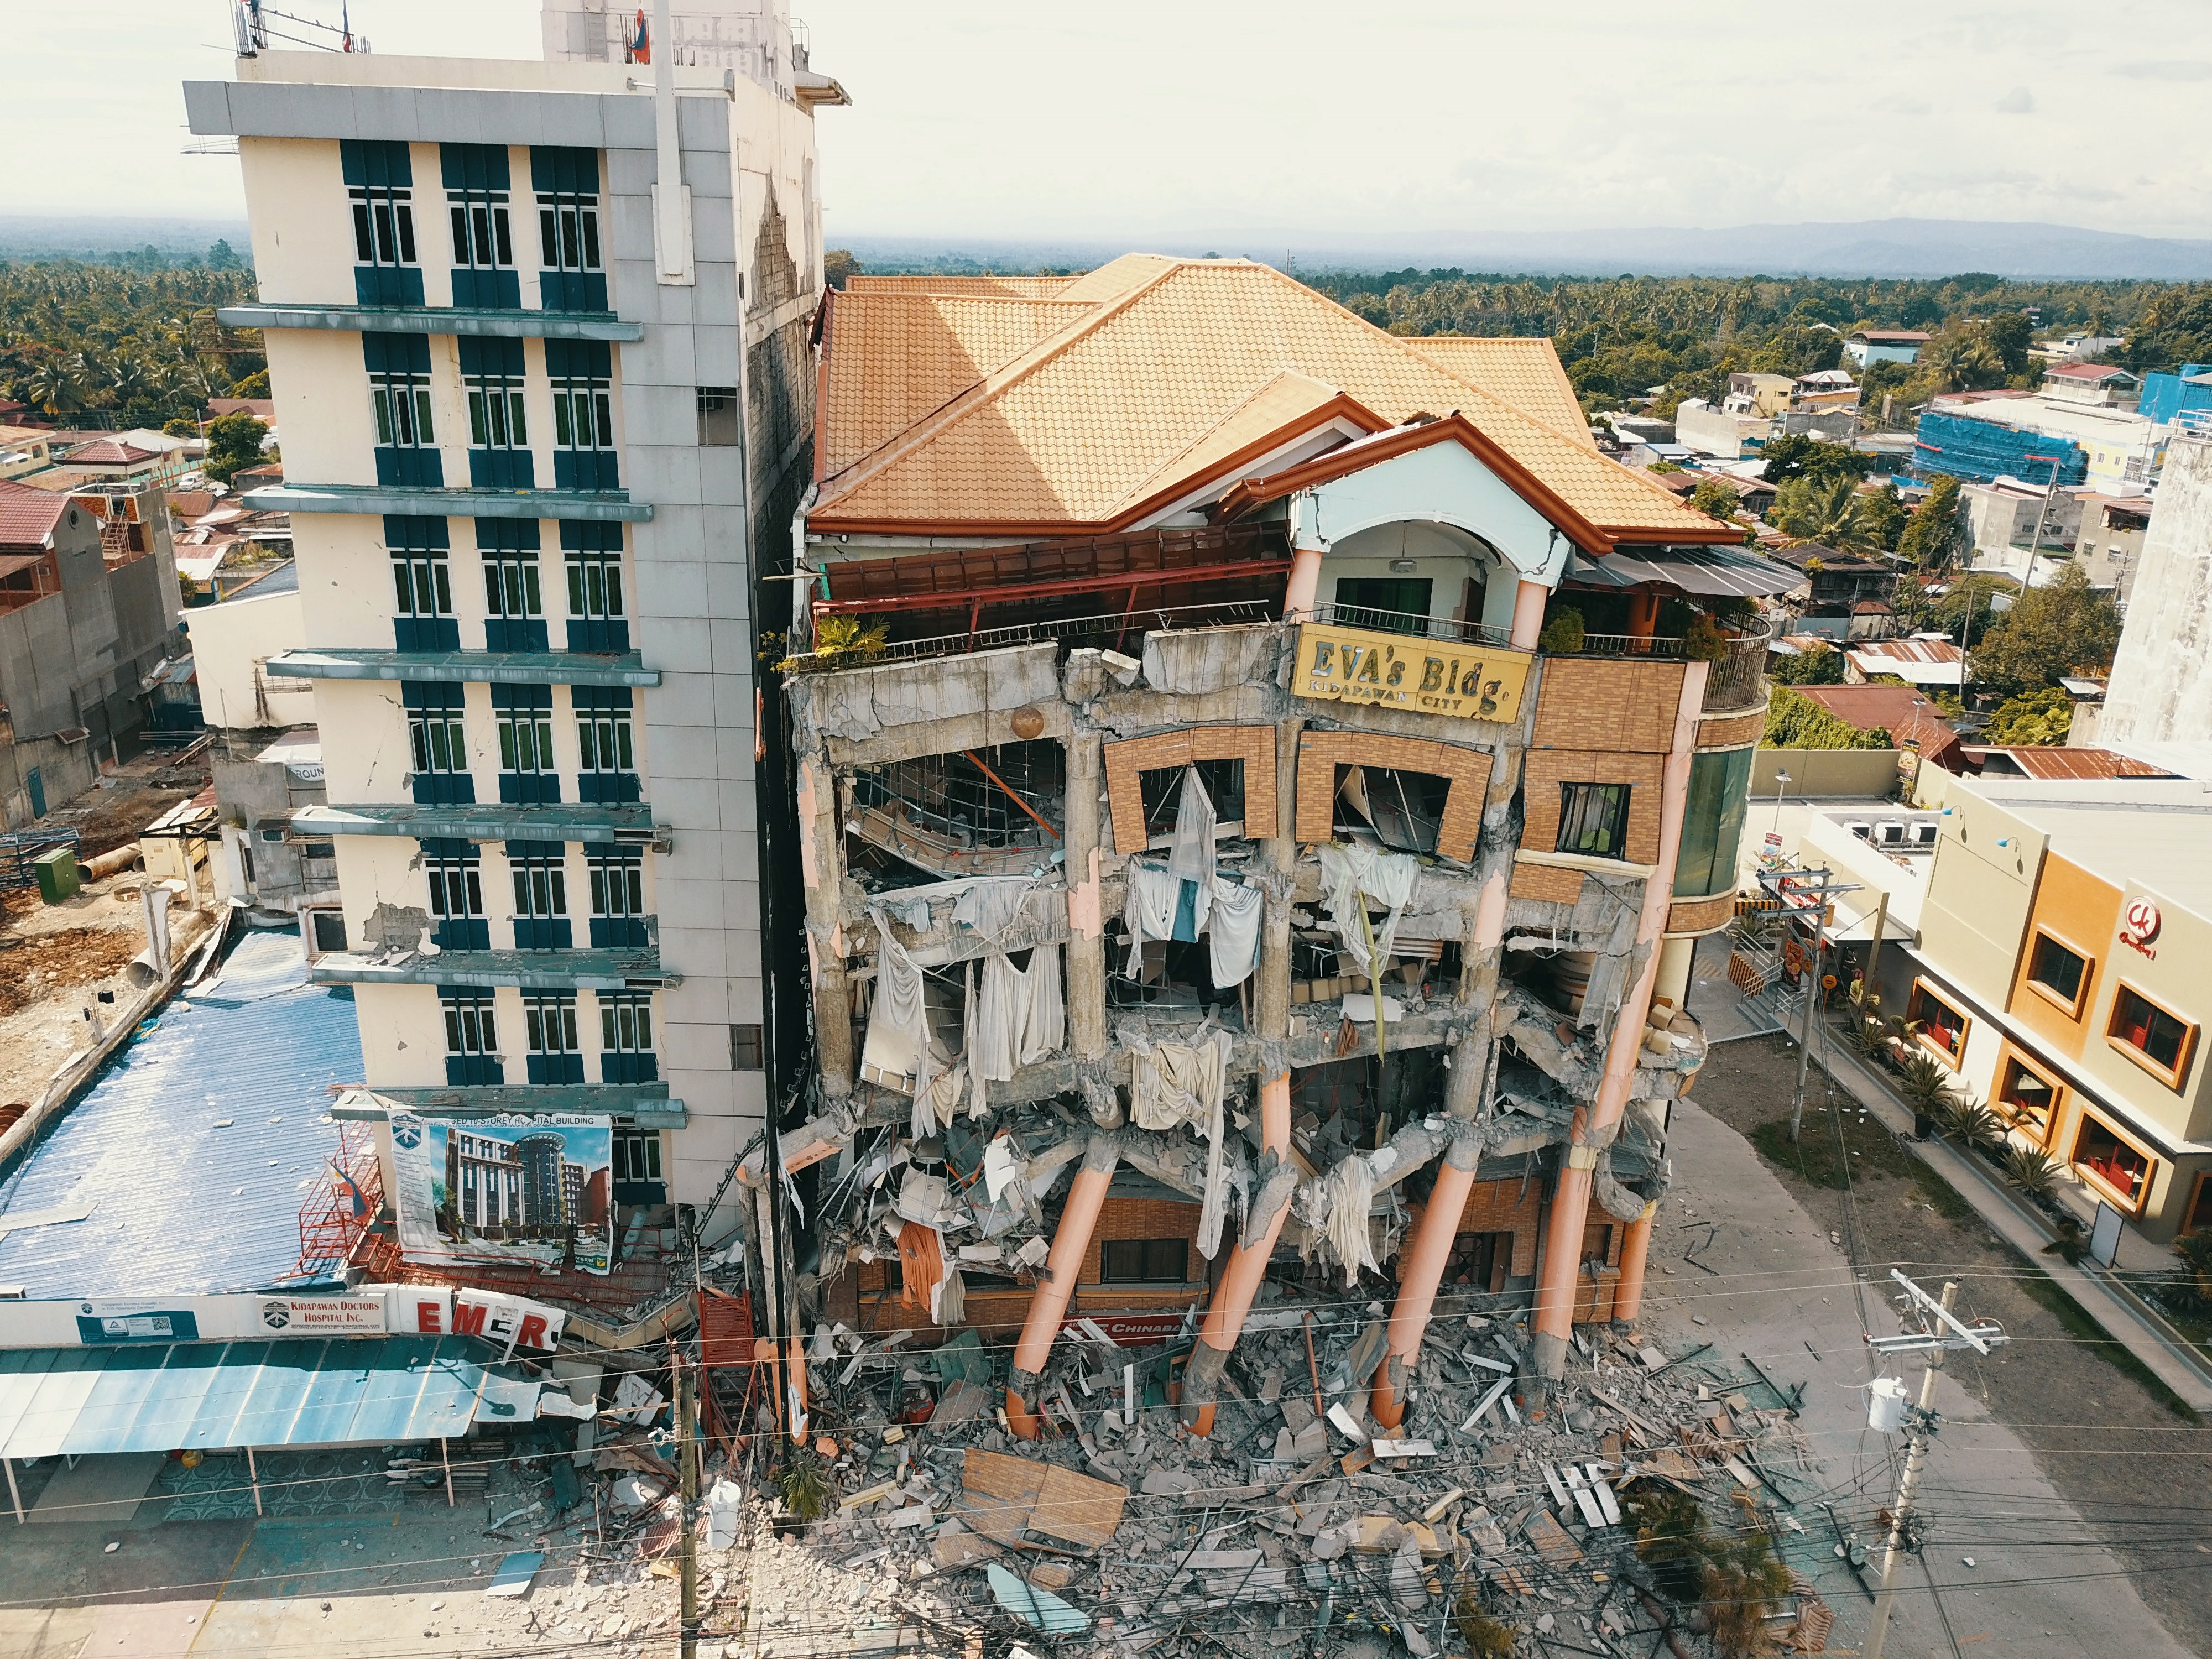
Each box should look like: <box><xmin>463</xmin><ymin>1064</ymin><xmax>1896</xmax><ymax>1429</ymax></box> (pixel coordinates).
<box><xmin>0</xmin><ymin>1337</ymin><xmax>529</xmax><ymax>1457</ymax></box>
<box><xmin>0</xmin><ymin>927</ymin><xmax>365</xmax><ymax>1298</ymax></box>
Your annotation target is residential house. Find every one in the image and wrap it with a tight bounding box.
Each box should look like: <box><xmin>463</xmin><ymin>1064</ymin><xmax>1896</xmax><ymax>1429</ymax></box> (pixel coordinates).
<box><xmin>2072</xmin><ymin>493</ymin><xmax>2151</xmax><ymax>596</ymax></box>
<box><xmin>1765</xmin><ymin>542</ymin><xmax>1894</xmax><ymax>635</ymax></box>
<box><xmin>1845</xmin><ymin>635</ymin><xmax>1965</xmax><ymax>690</ymax></box>
<box><xmin>0</xmin><ymin>478</ymin><xmax>183</xmax><ymax>825</ymax></box>
<box><xmin>0</xmin><ymin>426</ymin><xmax>57</xmax><ymax>482</ymax></box>
<box><xmin>1724</xmin><ymin>373</ymin><xmax>1793</xmax><ymax>419</ymax></box>
<box><xmin>1844</xmin><ymin>330</ymin><xmax>1931</xmax><ymax>367</ymax></box>
<box><xmin>1673</xmin><ymin>398</ymin><xmax>1770</xmax><ymax>461</ymax></box>
<box><xmin>2040</xmin><ymin>362</ymin><xmax>2141</xmax><ymax>407</ymax></box>
<box><xmin>779</xmin><ymin>254</ymin><xmax>1779</xmax><ymax>1417</ymax></box>
<box><xmin>1960</xmin><ymin>477</ymin><xmax>2085</xmax><ymax>581</ymax></box>
<box><xmin>184</xmin><ymin>0</ymin><xmax>847</xmax><ymax>1250</ymax></box>
<box><xmin>2043</xmin><ymin>333</ymin><xmax>2125</xmax><ymax>361</ymax></box>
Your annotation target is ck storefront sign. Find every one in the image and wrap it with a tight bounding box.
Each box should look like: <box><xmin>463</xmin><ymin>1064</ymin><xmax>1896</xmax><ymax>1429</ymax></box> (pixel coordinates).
<box><xmin>1295</xmin><ymin>622</ymin><xmax>1533</xmax><ymax>725</ymax></box>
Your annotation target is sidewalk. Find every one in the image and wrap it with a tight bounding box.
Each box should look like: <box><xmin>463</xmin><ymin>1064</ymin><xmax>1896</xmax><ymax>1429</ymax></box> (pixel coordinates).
<box><xmin>1687</xmin><ymin>939</ymin><xmax>2212</xmax><ymax>1413</ymax></box>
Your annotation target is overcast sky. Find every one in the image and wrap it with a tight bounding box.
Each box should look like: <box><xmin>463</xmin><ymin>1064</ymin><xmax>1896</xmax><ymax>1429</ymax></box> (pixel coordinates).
<box><xmin>14</xmin><ymin>1</ymin><xmax>2212</xmax><ymax>239</ymax></box>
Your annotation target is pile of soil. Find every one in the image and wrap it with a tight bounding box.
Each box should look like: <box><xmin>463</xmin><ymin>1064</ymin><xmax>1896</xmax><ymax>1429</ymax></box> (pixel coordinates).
<box><xmin>0</xmin><ymin>926</ymin><xmax>143</xmax><ymax>1018</ymax></box>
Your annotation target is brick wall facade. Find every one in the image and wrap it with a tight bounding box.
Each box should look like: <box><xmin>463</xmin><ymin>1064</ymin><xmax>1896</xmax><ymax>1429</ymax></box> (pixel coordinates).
<box><xmin>1511</xmin><ymin>862</ymin><xmax>1586</xmax><ymax>904</ymax></box>
<box><xmin>1666</xmin><ymin>893</ymin><xmax>1736</xmax><ymax>935</ymax></box>
<box><xmin>1104</xmin><ymin>726</ymin><xmax>1277</xmax><ymax>855</ymax></box>
<box><xmin>1294</xmin><ymin>729</ymin><xmax>1489</xmax><ymax>860</ymax></box>
<box><xmin>1079</xmin><ymin>1196</ymin><xmax>1203</xmax><ymax>1286</ymax></box>
<box><xmin>1520</xmin><ymin>749</ymin><xmax>1667</xmax><ymax>865</ymax></box>
<box><xmin>1531</xmin><ymin>659</ymin><xmax>1686</xmax><ymax>753</ymax></box>
<box><xmin>1695</xmin><ymin>709</ymin><xmax>1764</xmax><ymax>750</ymax></box>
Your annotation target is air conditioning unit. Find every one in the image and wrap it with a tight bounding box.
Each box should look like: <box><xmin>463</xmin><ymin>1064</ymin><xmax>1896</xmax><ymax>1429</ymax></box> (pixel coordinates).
<box><xmin>1875</xmin><ymin>821</ymin><xmax>1907</xmax><ymax>847</ymax></box>
<box><xmin>1845</xmin><ymin>820</ymin><xmax>1873</xmax><ymax>841</ymax></box>
<box><xmin>1910</xmin><ymin>821</ymin><xmax>1940</xmax><ymax>848</ymax></box>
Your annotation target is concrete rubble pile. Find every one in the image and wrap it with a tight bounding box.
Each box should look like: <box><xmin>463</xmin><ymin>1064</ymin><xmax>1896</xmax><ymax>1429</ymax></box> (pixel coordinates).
<box><xmin>702</xmin><ymin>1293</ymin><xmax>1841</xmax><ymax>1658</ymax></box>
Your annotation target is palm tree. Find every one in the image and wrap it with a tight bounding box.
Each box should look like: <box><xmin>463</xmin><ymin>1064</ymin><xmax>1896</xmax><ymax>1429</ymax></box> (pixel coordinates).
<box><xmin>24</xmin><ymin>356</ymin><xmax>87</xmax><ymax>420</ymax></box>
<box><xmin>1772</xmin><ymin>474</ymin><xmax>1887</xmax><ymax>555</ymax></box>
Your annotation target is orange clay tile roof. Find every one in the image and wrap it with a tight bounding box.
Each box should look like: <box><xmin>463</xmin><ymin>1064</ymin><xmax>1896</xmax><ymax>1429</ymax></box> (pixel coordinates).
<box><xmin>1407</xmin><ymin>337</ymin><xmax>1594</xmax><ymax>450</ymax></box>
<box><xmin>820</xmin><ymin>292</ymin><xmax>1095</xmax><ymax>478</ymax></box>
<box><xmin>812</xmin><ymin>256</ymin><xmax>1727</xmax><ymax>544</ymax></box>
<box><xmin>843</xmin><ymin>274</ymin><xmax>1082</xmax><ymax>299</ymax></box>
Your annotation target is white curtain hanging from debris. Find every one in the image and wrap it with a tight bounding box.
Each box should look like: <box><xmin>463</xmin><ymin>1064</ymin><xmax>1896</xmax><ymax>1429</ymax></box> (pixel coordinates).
<box><xmin>1318</xmin><ymin>842</ymin><xmax>1420</xmax><ymax>979</ymax></box>
<box><xmin>974</xmin><ymin>946</ymin><xmax>1066</xmax><ymax>1082</ymax></box>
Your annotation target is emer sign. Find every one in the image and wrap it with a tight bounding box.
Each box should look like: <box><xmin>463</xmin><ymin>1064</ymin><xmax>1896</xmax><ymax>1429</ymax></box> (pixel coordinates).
<box><xmin>1294</xmin><ymin>622</ymin><xmax>1534</xmax><ymax>724</ymax></box>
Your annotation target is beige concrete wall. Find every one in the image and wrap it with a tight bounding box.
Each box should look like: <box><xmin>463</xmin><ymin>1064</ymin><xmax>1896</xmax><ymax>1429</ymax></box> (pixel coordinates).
<box><xmin>187</xmin><ymin>586</ymin><xmax>315</xmax><ymax>732</ymax></box>
<box><xmin>239</xmin><ymin>137</ymin><xmax>357</xmax><ymax>306</ymax></box>
<box><xmin>354</xmin><ymin>981</ymin><xmax>666</xmax><ymax>1093</ymax></box>
<box><xmin>1751</xmin><ymin>747</ymin><xmax>1902</xmax><ymax>800</ymax></box>
<box><xmin>265</xmin><ymin>329</ymin><xmax>382</xmax><ymax>487</ymax></box>
<box><xmin>1917</xmin><ymin>791</ymin><xmax>2045</xmax><ymax>1011</ymax></box>
<box><xmin>314</xmin><ymin>677</ymin><xmax>646</xmax><ymax>808</ymax></box>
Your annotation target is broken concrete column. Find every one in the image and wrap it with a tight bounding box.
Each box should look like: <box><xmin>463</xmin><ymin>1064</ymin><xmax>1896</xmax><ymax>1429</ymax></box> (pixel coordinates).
<box><xmin>1612</xmin><ymin>1207</ymin><xmax>1657</xmax><ymax>1325</ymax></box>
<box><xmin>1372</xmin><ymin>870</ymin><xmax>1507</xmax><ymax>1430</ymax></box>
<box><xmin>796</xmin><ymin>755</ymin><xmax>853</xmax><ymax>1096</ymax></box>
<box><xmin>1179</xmin><ymin>714</ymin><xmax>1305</xmax><ymax>1436</ymax></box>
<box><xmin>1063</xmin><ymin>732</ymin><xmax>1107</xmax><ymax>1062</ymax></box>
<box><xmin>1178</xmin><ymin>1072</ymin><xmax>1294</xmax><ymax>1434</ymax></box>
<box><xmin>1532</xmin><ymin>662</ymin><xmax>1708</xmax><ymax>1381</ymax></box>
<box><xmin>1007</xmin><ymin>1132</ymin><xmax>1120</xmax><ymax>1439</ymax></box>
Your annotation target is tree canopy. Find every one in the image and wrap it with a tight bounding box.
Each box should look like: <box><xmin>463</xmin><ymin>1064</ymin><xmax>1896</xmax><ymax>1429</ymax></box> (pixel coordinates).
<box><xmin>1764</xmin><ymin>686</ymin><xmax>1892</xmax><ymax>750</ymax></box>
<box><xmin>1895</xmin><ymin>474</ymin><xmax>1965</xmax><ymax>567</ymax></box>
<box><xmin>1981</xmin><ymin>686</ymin><xmax>2075</xmax><ymax>745</ymax></box>
<box><xmin>1760</xmin><ymin>435</ymin><xmax>1875</xmax><ymax>486</ymax></box>
<box><xmin>1771</xmin><ymin>474</ymin><xmax>1899</xmax><ymax>552</ymax></box>
<box><xmin>0</xmin><ymin>260</ymin><xmax>263</xmax><ymax>430</ymax></box>
<box><xmin>1967</xmin><ymin>564</ymin><xmax>2122</xmax><ymax>696</ymax></box>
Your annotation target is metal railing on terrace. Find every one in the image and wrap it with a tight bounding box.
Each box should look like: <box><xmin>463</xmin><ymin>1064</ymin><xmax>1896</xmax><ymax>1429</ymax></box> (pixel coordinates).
<box><xmin>1557</xmin><ymin>618</ymin><xmax>1773</xmax><ymax>713</ymax></box>
<box><xmin>1300</xmin><ymin>603</ymin><xmax>1516</xmax><ymax>649</ymax></box>
<box><xmin>780</xmin><ymin>599</ymin><xmax>1276</xmax><ymax>675</ymax></box>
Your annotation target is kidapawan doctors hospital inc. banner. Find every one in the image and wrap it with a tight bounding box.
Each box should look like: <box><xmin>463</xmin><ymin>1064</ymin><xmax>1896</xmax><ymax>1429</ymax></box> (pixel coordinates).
<box><xmin>390</xmin><ymin>1112</ymin><xmax>615</xmax><ymax>1275</ymax></box>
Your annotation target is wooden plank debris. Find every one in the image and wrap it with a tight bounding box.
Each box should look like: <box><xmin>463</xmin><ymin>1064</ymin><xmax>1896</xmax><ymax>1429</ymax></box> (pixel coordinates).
<box><xmin>1524</xmin><ymin>1509</ymin><xmax>1584</xmax><ymax>1567</ymax></box>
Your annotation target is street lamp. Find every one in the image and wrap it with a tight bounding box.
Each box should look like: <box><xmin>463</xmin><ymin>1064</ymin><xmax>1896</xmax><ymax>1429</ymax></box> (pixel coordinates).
<box><xmin>1771</xmin><ymin>769</ymin><xmax>1792</xmax><ymax>833</ymax></box>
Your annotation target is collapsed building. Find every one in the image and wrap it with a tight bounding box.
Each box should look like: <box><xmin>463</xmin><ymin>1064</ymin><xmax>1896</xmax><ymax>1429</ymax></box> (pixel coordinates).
<box><xmin>766</xmin><ymin>258</ymin><xmax>1789</xmax><ymax>1427</ymax></box>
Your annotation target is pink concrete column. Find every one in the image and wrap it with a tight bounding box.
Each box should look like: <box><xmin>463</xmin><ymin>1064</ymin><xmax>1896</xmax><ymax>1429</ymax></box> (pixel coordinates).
<box><xmin>1611</xmin><ymin>1206</ymin><xmax>1657</xmax><ymax>1323</ymax></box>
<box><xmin>1006</xmin><ymin>1136</ymin><xmax>1119</xmax><ymax>1439</ymax></box>
<box><xmin>1510</xmin><ymin>578</ymin><xmax>1549</xmax><ymax>650</ymax></box>
<box><xmin>1371</xmin><ymin>1140</ymin><xmax>1479</xmax><ymax>1430</ymax></box>
<box><xmin>1178</xmin><ymin>1071</ymin><xmax>1293</xmax><ymax>1434</ymax></box>
<box><xmin>1530</xmin><ymin>660</ymin><xmax>1708</xmax><ymax>1377</ymax></box>
<box><xmin>1284</xmin><ymin>545</ymin><xmax>1324</xmax><ymax>620</ymax></box>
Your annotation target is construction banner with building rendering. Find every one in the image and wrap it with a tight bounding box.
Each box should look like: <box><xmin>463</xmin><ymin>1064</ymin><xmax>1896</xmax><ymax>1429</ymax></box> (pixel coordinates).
<box><xmin>389</xmin><ymin>1111</ymin><xmax>617</xmax><ymax>1275</ymax></box>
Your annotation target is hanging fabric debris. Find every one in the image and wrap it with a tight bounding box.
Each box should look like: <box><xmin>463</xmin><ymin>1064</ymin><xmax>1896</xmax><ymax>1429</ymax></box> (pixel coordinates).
<box><xmin>1123</xmin><ymin>858</ymin><xmax>1190</xmax><ymax>974</ymax></box>
<box><xmin>952</xmin><ymin>876</ymin><xmax>1034</xmax><ymax>942</ymax></box>
<box><xmin>1319</xmin><ymin>1155</ymin><xmax>1380</xmax><ymax>1286</ymax></box>
<box><xmin>1317</xmin><ymin>843</ymin><xmax>1420</xmax><ymax>979</ymax></box>
<box><xmin>937</xmin><ymin>1266</ymin><xmax>967</xmax><ymax>1324</ymax></box>
<box><xmin>897</xmin><ymin>1221</ymin><xmax>943</xmax><ymax>1313</ymax></box>
<box><xmin>975</xmin><ymin>947</ymin><xmax>1065</xmax><ymax>1081</ymax></box>
<box><xmin>1126</xmin><ymin>1030</ymin><xmax>1228</xmax><ymax>1133</ymax></box>
<box><xmin>867</xmin><ymin>914</ymin><xmax>944</xmax><ymax>1117</ymax></box>
<box><xmin>1166</xmin><ymin>765</ymin><xmax>1217</xmax><ymax>886</ymax></box>
<box><xmin>1207</xmin><ymin>874</ymin><xmax>1264</xmax><ymax>988</ymax></box>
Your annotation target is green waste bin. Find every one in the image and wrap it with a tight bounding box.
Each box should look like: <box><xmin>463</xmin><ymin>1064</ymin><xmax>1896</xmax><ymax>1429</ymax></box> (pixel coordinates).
<box><xmin>32</xmin><ymin>846</ymin><xmax>79</xmax><ymax>904</ymax></box>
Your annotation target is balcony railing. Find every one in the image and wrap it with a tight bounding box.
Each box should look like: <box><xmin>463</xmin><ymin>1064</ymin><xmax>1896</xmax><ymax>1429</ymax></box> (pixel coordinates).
<box><xmin>1302</xmin><ymin>603</ymin><xmax>1516</xmax><ymax>649</ymax></box>
<box><xmin>1559</xmin><ymin>620</ymin><xmax>1773</xmax><ymax>713</ymax></box>
<box><xmin>781</xmin><ymin>599</ymin><xmax>1276</xmax><ymax>675</ymax></box>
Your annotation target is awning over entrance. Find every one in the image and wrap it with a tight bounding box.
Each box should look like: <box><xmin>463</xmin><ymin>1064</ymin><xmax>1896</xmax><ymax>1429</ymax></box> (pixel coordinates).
<box><xmin>0</xmin><ymin>1337</ymin><xmax>538</xmax><ymax>1460</ymax></box>
<box><xmin>1570</xmin><ymin>544</ymin><xmax>1805</xmax><ymax>598</ymax></box>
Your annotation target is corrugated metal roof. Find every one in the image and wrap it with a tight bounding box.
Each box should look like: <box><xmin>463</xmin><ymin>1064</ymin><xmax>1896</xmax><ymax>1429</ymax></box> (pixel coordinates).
<box><xmin>1987</xmin><ymin>746</ymin><xmax>2177</xmax><ymax>781</ymax></box>
<box><xmin>0</xmin><ymin>1337</ymin><xmax>530</xmax><ymax>1457</ymax></box>
<box><xmin>0</xmin><ymin>928</ymin><xmax>364</xmax><ymax>1297</ymax></box>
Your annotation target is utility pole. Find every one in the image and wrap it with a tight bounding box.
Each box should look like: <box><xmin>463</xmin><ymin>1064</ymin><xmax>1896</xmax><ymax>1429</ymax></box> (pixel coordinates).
<box><xmin>1863</xmin><ymin>1272</ymin><xmax>2010</xmax><ymax>1659</ymax></box>
<box><xmin>675</xmin><ymin>1349</ymin><xmax>700</xmax><ymax>1659</ymax></box>
<box><xmin>1760</xmin><ymin>865</ymin><xmax>1853</xmax><ymax>1143</ymax></box>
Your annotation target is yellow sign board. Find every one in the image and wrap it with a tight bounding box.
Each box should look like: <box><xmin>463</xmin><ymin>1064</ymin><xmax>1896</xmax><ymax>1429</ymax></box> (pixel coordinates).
<box><xmin>1293</xmin><ymin>622</ymin><xmax>1533</xmax><ymax>724</ymax></box>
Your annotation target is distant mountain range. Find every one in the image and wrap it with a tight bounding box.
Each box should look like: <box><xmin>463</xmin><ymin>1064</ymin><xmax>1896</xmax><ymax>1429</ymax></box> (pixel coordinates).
<box><xmin>0</xmin><ymin>215</ymin><xmax>250</xmax><ymax>260</ymax></box>
<box><xmin>843</xmin><ymin>218</ymin><xmax>2212</xmax><ymax>282</ymax></box>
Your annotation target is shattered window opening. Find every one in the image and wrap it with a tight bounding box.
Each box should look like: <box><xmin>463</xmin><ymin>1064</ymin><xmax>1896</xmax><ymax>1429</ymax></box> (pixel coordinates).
<box><xmin>1334</xmin><ymin>763</ymin><xmax>1450</xmax><ymax>855</ymax></box>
